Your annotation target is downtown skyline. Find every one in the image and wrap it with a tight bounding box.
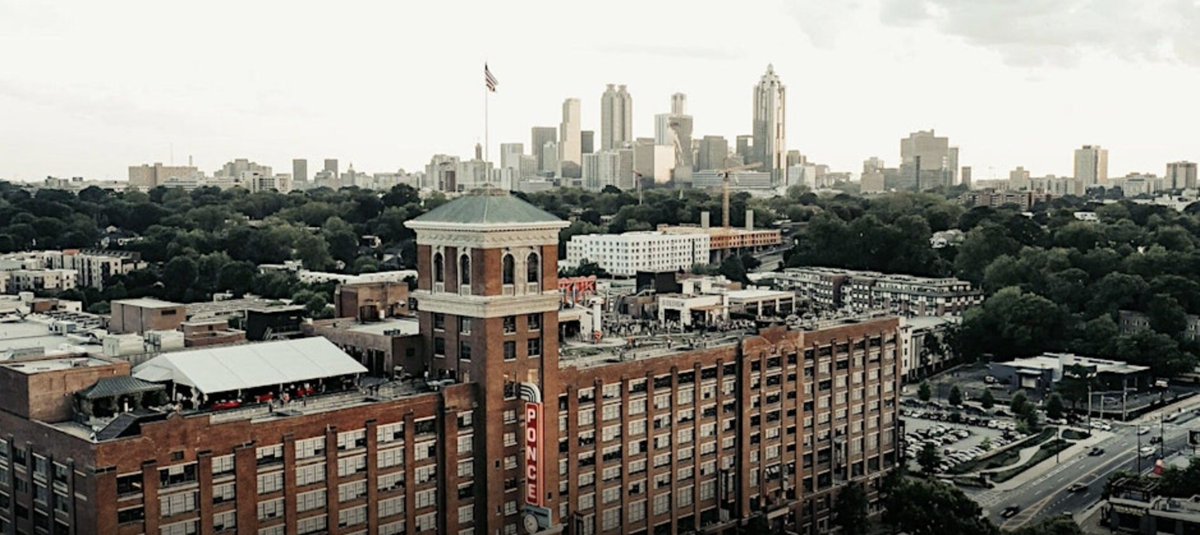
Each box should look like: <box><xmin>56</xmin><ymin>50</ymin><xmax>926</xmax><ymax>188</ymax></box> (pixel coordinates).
<box><xmin>2</xmin><ymin>0</ymin><xmax>1197</xmax><ymax>182</ymax></box>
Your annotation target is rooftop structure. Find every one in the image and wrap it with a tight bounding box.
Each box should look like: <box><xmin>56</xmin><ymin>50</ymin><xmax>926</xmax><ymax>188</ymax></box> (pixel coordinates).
<box><xmin>770</xmin><ymin>267</ymin><xmax>982</xmax><ymax>316</ymax></box>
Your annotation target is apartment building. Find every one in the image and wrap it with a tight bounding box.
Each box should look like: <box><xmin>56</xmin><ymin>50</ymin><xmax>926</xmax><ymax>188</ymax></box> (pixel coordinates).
<box><xmin>0</xmin><ymin>190</ymin><xmax>901</xmax><ymax>535</ymax></box>
<box><xmin>774</xmin><ymin>267</ymin><xmax>982</xmax><ymax>316</ymax></box>
<box><xmin>563</xmin><ymin>231</ymin><xmax>710</xmax><ymax>277</ymax></box>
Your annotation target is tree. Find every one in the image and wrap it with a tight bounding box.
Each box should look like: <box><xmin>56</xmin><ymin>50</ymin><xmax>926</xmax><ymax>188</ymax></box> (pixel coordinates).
<box><xmin>561</xmin><ymin>260</ymin><xmax>610</xmax><ymax>278</ymax></box>
<box><xmin>979</xmin><ymin>389</ymin><xmax>995</xmax><ymax>410</ymax></box>
<box><xmin>719</xmin><ymin>255</ymin><xmax>750</xmax><ymax>285</ymax></box>
<box><xmin>917</xmin><ymin>443</ymin><xmax>941</xmax><ymax>476</ymax></box>
<box><xmin>957</xmin><ymin>287</ymin><xmax>1067</xmax><ymax>361</ymax></box>
<box><xmin>161</xmin><ymin>256</ymin><xmax>198</xmax><ymax>301</ymax></box>
<box><xmin>1010</xmin><ymin>391</ymin><xmax>1029</xmax><ymax>415</ymax></box>
<box><xmin>882</xmin><ymin>478</ymin><xmax>997</xmax><ymax>535</ymax></box>
<box><xmin>1147</xmin><ymin>293</ymin><xmax>1188</xmax><ymax>338</ymax></box>
<box><xmin>217</xmin><ymin>261</ymin><xmax>256</xmax><ymax>296</ymax></box>
<box><xmin>980</xmin><ymin>436</ymin><xmax>992</xmax><ymax>451</ymax></box>
<box><xmin>918</xmin><ymin>382</ymin><xmax>932</xmax><ymax>403</ymax></box>
<box><xmin>833</xmin><ymin>482</ymin><xmax>870</xmax><ymax>535</ymax></box>
<box><xmin>948</xmin><ymin>386</ymin><xmax>963</xmax><ymax>407</ymax></box>
<box><xmin>1046</xmin><ymin>393</ymin><xmax>1065</xmax><ymax>420</ymax></box>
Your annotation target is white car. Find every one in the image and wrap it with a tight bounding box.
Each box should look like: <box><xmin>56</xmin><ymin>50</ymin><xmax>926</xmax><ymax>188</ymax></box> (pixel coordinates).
<box><xmin>1138</xmin><ymin>426</ymin><xmax>1150</xmax><ymax>435</ymax></box>
<box><xmin>1140</xmin><ymin>446</ymin><xmax>1157</xmax><ymax>457</ymax></box>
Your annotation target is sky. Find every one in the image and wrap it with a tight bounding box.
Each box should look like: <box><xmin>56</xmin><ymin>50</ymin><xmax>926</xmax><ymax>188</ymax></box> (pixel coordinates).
<box><xmin>2</xmin><ymin>0</ymin><xmax>1198</xmax><ymax>182</ymax></box>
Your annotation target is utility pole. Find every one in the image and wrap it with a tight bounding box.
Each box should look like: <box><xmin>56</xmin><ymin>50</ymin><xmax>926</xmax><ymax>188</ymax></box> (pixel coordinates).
<box><xmin>1160</xmin><ymin>412</ymin><xmax>1166</xmax><ymax>459</ymax></box>
<box><xmin>1137</xmin><ymin>430</ymin><xmax>1143</xmax><ymax>474</ymax></box>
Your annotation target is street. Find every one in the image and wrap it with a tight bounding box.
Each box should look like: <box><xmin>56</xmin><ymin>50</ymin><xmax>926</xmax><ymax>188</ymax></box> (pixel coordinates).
<box><xmin>972</xmin><ymin>409</ymin><xmax>1200</xmax><ymax>529</ymax></box>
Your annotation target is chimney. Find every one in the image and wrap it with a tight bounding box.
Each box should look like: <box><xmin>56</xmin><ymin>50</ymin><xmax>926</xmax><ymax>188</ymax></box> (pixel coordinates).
<box><xmin>746</xmin><ymin>210</ymin><xmax>754</xmax><ymax>231</ymax></box>
<box><xmin>700</xmin><ymin>211</ymin><xmax>710</xmax><ymax>229</ymax></box>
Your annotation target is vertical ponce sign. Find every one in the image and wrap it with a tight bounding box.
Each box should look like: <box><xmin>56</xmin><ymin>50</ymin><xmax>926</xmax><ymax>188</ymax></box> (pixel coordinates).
<box><xmin>525</xmin><ymin>401</ymin><xmax>543</xmax><ymax>507</ymax></box>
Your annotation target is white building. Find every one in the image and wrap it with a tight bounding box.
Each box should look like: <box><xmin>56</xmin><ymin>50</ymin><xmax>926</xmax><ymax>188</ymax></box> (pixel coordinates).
<box><xmin>559</xmin><ymin>98</ymin><xmax>582</xmax><ymax>177</ymax></box>
<box><xmin>563</xmin><ymin>231</ymin><xmax>710</xmax><ymax>277</ymax></box>
<box><xmin>582</xmin><ymin>151</ymin><xmax>621</xmax><ymax>191</ymax></box>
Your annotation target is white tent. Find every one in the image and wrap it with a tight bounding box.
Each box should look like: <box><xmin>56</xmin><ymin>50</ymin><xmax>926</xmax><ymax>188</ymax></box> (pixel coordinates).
<box><xmin>133</xmin><ymin>337</ymin><xmax>367</xmax><ymax>396</ymax></box>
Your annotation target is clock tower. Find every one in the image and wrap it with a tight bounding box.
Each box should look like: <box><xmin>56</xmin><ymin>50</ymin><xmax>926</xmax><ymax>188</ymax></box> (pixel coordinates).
<box><xmin>407</xmin><ymin>188</ymin><xmax>568</xmax><ymax>534</ymax></box>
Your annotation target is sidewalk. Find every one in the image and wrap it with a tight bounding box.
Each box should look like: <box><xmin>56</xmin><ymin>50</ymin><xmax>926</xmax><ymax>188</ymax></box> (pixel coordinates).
<box><xmin>990</xmin><ymin>429</ymin><xmax>1111</xmax><ymax>492</ymax></box>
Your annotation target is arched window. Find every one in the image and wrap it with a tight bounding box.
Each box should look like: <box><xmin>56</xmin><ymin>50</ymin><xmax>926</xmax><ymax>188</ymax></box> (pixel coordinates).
<box><xmin>526</xmin><ymin>252</ymin><xmax>540</xmax><ymax>284</ymax></box>
<box><xmin>502</xmin><ymin>254</ymin><xmax>515</xmax><ymax>285</ymax></box>
<box><xmin>433</xmin><ymin>252</ymin><xmax>444</xmax><ymax>283</ymax></box>
<box><xmin>459</xmin><ymin>254</ymin><xmax>471</xmax><ymax>286</ymax></box>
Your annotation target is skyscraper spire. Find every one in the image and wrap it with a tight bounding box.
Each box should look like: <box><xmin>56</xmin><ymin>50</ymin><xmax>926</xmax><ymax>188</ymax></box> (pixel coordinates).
<box><xmin>753</xmin><ymin>64</ymin><xmax>786</xmax><ymax>181</ymax></box>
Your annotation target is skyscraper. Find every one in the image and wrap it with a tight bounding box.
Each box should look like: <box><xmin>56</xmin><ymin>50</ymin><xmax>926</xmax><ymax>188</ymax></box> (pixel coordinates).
<box><xmin>697</xmin><ymin>135</ymin><xmax>729</xmax><ymax>171</ymax></box>
<box><xmin>292</xmin><ymin>159</ymin><xmax>308</xmax><ymax>183</ymax></box>
<box><xmin>752</xmin><ymin>64</ymin><xmax>786</xmax><ymax>180</ymax></box>
<box><xmin>323</xmin><ymin>158</ymin><xmax>339</xmax><ymax>177</ymax></box>
<box><xmin>1073</xmin><ymin>145</ymin><xmax>1109</xmax><ymax>187</ymax></box>
<box><xmin>530</xmin><ymin>127</ymin><xmax>557</xmax><ymax>174</ymax></box>
<box><xmin>961</xmin><ymin>166</ymin><xmax>973</xmax><ymax>189</ymax></box>
<box><xmin>671</xmin><ymin>92</ymin><xmax>687</xmax><ymax>115</ymax></box>
<box><xmin>500</xmin><ymin>143</ymin><xmax>524</xmax><ymax>179</ymax></box>
<box><xmin>600</xmin><ymin>84</ymin><xmax>632</xmax><ymax>151</ymax></box>
<box><xmin>559</xmin><ymin>98</ymin><xmax>582</xmax><ymax>178</ymax></box>
<box><xmin>1167</xmin><ymin>161</ymin><xmax>1198</xmax><ymax>190</ymax></box>
<box><xmin>580</xmin><ymin>130</ymin><xmax>594</xmax><ymax>155</ymax></box>
<box><xmin>736</xmin><ymin>135</ymin><xmax>754</xmax><ymax>164</ymax></box>
<box><xmin>654</xmin><ymin>94</ymin><xmax>694</xmax><ymax>184</ymax></box>
<box><xmin>899</xmin><ymin>130</ymin><xmax>957</xmax><ymax>190</ymax></box>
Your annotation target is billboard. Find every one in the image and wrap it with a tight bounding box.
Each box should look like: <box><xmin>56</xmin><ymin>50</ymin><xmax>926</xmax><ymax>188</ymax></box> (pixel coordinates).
<box><xmin>525</xmin><ymin>401</ymin><xmax>543</xmax><ymax>507</ymax></box>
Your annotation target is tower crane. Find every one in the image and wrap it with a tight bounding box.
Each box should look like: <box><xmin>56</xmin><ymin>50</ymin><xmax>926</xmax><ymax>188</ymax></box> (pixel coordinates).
<box><xmin>716</xmin><ymin>163</ymin><xmax>760</xmax><ymax>229</ymax></box>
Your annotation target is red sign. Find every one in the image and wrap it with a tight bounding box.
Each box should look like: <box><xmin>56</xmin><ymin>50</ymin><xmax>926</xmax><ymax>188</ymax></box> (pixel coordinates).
<box><xmin>525</xmin><ymin>402</ymin><xmax>543</xmax><ymax>506</ymax></box>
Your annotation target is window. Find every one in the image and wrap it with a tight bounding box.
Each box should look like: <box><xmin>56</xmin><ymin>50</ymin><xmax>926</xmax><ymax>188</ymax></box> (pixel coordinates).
<box><xmin>503</xmin><ymin>316</ymin><xmax>517</xmax><ymax>334</ymax></box>
<box><xmin>297</xmin><ymin>489</ymin><xmax>325</xmax><ymax>512</ymax></box>
<box><xmin>459</xmin><ymin>317</ymin><xmax>472</xmax><ymax>334</ymax></box>
<box><xmin>159</xmin><ymin>491</ymin><xmax>197</xmax><ymax>517</ymax></box>
<box><xmin>117</xmin><ymin>473</ymin><xmax>143</xmax><ymax>496</ymax></box>
<box><xmin>296</xmin><ymin>463</ymin><xmax>326</xmax><ymax>486</ymax></box>
<box><xmin>297</xmin><ymin>514</ymin><xmax>327</xmax><ymax>535</ymax></box>
<box><xmin>213</xmin><ymin>510</ymin><xmax>236</xmax><ymax>532</ymax></box>
<box><xmin>433</xmin><ymin>253</ymin><xmax>444</xmax><ymax>283</ymax></box>
<box><xmin>379</xmin><ymin>496</ymin><xmax>405</xmax><ymax>518</ymax></box>
<box><xmin>213</xmin><ymin>482</ymin><xmax>236</xmax><ymax>503</ymax></box>
<box><xmin>502</xmin><ymin>254</ymin><xmax>515</xmax><ymax>285</ymax></box>
<box><xmin>338</xmin><ymin>429</ymin><xmax>367</xmax><ymax>451</ymax></box>
<box><xmin>256</xmin><ymin>445</ymin><xmax>284</xmax><ymax>467</ymax></box>
<box><xmin>368</xmin><ymin>466</ymin><xmax>400</xmax><ymax>492</ymax></box>
<box><xmin>434</xmin><ymin>338</ymin><xmax>445</xmax><ymax>357</ymax></box>
<box><xmin>526</xmin><ymin>252</ymin><xmax>540</xmax><ymax>284</ymax></box>
<box><xmin>417</xmin><ymin>512</ymin><xmax>437</xmax><ymax>532</ymax></box>
<box><xmin>458</xmin><ymin>505</ymin><xmax>474</xmax><ymax>524</ymax></box>
<box><xmin>378</xmin><ymin>422</ymin><xmax>404</xmax><ymax>444</ymax></box>
<box><xmin>459</xmin><ymin>343</ymin><xmax>472</xmax><ymax>361</ymax></box>
<box><xmin>528</xmin><ymin>338</ymin><xmax>541</xmax><ymax>358</ymax></box>
<box><xmin>257</xmin><ymin>471</ymin><xmax>283</xmax><ymax>495</ymax></box>
<box><xmin>459</xmin><ymin>255</ymin><xmax>471</xmax><ymax>286</ymax></box>
<box><xmin>504</xmin><ymin>341</ymin><xmax>516</xmax><ymax>361</ymax></box>
<box><xmin>416</xmin><ymin>489</ymin><xmax>437</xmax><ymax>509</ymax></box>
<box><xmin>378</xmin><ymin>447</ymin><xmax>404</xmax><ymax>469</ymax></box>
<box><xmin>457</xmin><ymin>435</ymin><xmax>473</xmax><ymax>455</ymax></box>
<box><xmin>528</xmin><ymin>313</ymin><xmax>541</xmax><ymax>331</ymax></box>
<box><xmin>339</xmin><ymin>505</ymin><xmax>367</xmax><ymax>527</ymax></box>
<box><xmin>339</xmin><ymin>480</ymin><xmax>367</xmax><ymax>502</ymax></box>
<box><xmin>212</xmin><ymin>454</ymin><xmax>235</xmax><ymax>475</ymax></box>
<box><xmin>160</xmin><ymin>520</ymin><xmax>198</xmax><ymax>535</ymax></box>
<box><xmin>434</xmin><ymin>314</ymin><xmax>445</xmax><ymax>331</ymax></box>
<box><xmin>337</xmin><ymin>455</ymin><xmax>366</xmax><ymax>477</ymax></box>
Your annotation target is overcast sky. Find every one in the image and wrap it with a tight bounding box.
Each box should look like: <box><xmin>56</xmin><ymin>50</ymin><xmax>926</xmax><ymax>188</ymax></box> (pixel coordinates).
<box><xmin>2</xmin><ymin>0</ymin><xmax>1197</xmax><ymax>182</ymax></box>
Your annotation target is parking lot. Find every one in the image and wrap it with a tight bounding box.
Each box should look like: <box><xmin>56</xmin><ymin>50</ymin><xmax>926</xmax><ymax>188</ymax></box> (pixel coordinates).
<box><xmin>902</xmin><ymin>402</ymin><xmax>1027</xmax><ymax>474</ymax></box>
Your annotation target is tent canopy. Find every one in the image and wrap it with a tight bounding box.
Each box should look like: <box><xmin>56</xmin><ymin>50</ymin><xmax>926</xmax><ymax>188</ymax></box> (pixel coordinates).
<box><xmin>133</xmin><ymin>338</ymin><xmax>367</xmax><ymax>396</ymax></box>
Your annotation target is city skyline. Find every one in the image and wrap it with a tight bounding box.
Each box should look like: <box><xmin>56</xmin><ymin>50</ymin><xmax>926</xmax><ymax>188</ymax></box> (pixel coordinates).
<box><xmin>2</xmin><ymin>1</ymin><xmax>1198</xmax><ymax>182</ymax></box>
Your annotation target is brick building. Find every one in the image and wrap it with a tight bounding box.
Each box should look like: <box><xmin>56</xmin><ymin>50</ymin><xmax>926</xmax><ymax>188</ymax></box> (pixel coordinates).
<box><xmin>773</xmin><ymin>267</ymin><xmax>982</xmax><ymax>317</ymax></box>
<box><xmin>0</xmin><ymin>190</ymin><xmax>902</xmax><ymax>535</ymax></box>
<box><xmin>108</xmin><ymin>298</ymin><xmax>188</xmax><ymax>335</ymax></box>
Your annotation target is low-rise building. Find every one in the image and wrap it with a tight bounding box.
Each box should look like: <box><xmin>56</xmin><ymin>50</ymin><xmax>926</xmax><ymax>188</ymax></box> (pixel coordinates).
<box><xmin>1120</xmin><ymin>309</ymin><xmax>1200</xmax><ymax>341</ymax></box>
<box><xmin>108</xmin><ymin>298</ymin><xmax>187</xmax><ymax>335</ymax></box>
<box><xmin>334</xmin><ymin>281</ymin><xmax>411</xmax><ymax>321</ymax></box>
<box><xmin>959</xmin><ymin>190</ymin><xmax>1058</xmax><ymax>211</ymax></box>
<box><xmin>988</xmin><ymin>352</ymin><xmax>1152</xmax><ymax>398</ymax></box>
<box><xmin>1106</xmin><ymin>477</ymin><xmax>1200</xmax><ymax>534</ymax></box>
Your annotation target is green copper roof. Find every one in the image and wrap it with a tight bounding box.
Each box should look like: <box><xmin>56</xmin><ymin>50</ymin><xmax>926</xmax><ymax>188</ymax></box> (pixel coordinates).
<box><xmin>410</xmin><ymin>189</ymin><xmax>563</xmax><ymax>226</ymax></box>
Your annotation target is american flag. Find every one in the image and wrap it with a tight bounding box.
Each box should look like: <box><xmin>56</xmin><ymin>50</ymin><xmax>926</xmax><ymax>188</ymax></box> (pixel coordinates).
<box><xmin>485</xmin><ymin>63</ymin><xmax>498</xmax><ymax>92</ymax></box>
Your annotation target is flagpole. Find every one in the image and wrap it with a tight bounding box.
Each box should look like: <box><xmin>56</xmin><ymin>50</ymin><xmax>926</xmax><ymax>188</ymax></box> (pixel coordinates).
<box><xmin>484</xmin><ymin>65</ymin><xmax>489</xmax><ymax>163</ymax></box>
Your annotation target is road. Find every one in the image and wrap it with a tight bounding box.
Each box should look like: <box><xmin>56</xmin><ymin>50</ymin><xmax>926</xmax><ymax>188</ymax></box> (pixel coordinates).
<box><xmin>975</xmin><ymin>410</ymin><xmax>1200</xmax><ymax>529</ymax></box>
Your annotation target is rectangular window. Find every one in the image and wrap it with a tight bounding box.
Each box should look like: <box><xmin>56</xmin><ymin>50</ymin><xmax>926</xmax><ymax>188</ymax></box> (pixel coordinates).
<box><xmin>527</xmin><ymin>338</ymin><xmax>541</xmax><ymax>358</ymax></box>
<box><xmin>338</xmin><ymin>480</ymin><xmax>367</xmax><ymax>502</ymax></box>
<box><xmin>378</xmin><ymin>422</ymin><xmax>404</xmax><ymax>444</ymax></box>
<box><xmin>257</xmin><ymin>498</ymin><xmax>284</xmax><ymax>521</ymax></box>
<box><xmin>459</xmin><ymin>343</ymin><xmax>472</xmax><ymax>361</ymax></box>
<box><xmin>159</xmin><ymin>491</ymin><xmax>197</xmax><ymax>517</ymax></box>
<box><xmin>338</xmin><ymin>505</ymin><xmax>367</xmax><ymax>528</ymax></box>
<box><xmin>378</xmin><ymin>471</ymin><xmax>404</xmax><ymax>493</ymax></box>
<box><xmin>504</xmin><ymin>341</ymin><xmax>516</xmax><ymax>361</ymax></box>
<box><xmin>528</xmin><ymin>314</ymin><xmax>541</xmax><ymax>331</ymax></box>
<box><xmin>297</xmin><ymin>515</ymin><xmax>327</xmax><ymax>535</ymax></box>
<box><xmin>434</xmin><ymin>314</ymin><xmax>445</xmax><ymax>330</ymax></box>
<box><xmin>503</xmin><ymin>316</ymin><xmax>517</xmax><ymax>334</ymax></box>
<box><xmin>213</xmin><ymin>510</ymin><xmax>236</xmax><ymax>532</ymax></box>
<box><xmin>434</xmin><ymin>337</ymin><xmax>446</xmax><ymax>357</ymax></box>
<box><xmin>212</xmin><ymin>454</ymin><xmax>235</xmax><ymax>475</ymax></box>
<box><xmin>257</xmin><ymin>471</ymin><xmax>283</xmax><ymax>495</ymax></box>
<box><xmin>296</xmin><ymin>463</ymin><xmax>326</xmax><ymax>486</ymax></box>
<box><xmin>459</xmin><ymin>317</ymin><xmax>472</xmax><ymax>334</ymax></box>
<box><xmin>297</xmin><ymin>489</ymin><xmax>326</xmax><ymax>512</ymax></box>
<box><xmin>378</xmin><ymin>496</ymin><xmax>405</xmax><ymax>518</ymax></box>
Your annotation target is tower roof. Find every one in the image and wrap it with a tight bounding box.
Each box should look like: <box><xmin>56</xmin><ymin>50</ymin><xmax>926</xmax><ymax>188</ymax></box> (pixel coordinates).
<box><xmin>407</xmin><ymin>188</ymin><xmax>565</xmax><ymax>228</ymax></box>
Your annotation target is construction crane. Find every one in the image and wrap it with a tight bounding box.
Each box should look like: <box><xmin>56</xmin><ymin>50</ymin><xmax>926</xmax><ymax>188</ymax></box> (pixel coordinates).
<box><xmin>717</xmin><ymin>163</ymin><xmax>760</xmax><ymax>229</ymax></box>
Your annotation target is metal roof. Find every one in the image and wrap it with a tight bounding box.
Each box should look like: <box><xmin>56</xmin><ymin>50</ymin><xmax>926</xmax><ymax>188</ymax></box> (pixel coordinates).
<box><xmin>407</xmin><ymin>189</ymin><xmax>563</xmax><ymax>227</ymax></box>
<box><xmin>132</xmin><ymin>337</ymin><xmax>368</xmax><ymax>395</ymax></box>
<box><xmin>78</xmin><ymin>376</ymin><xmax>165</xmax><ymax>400</ymax></box>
